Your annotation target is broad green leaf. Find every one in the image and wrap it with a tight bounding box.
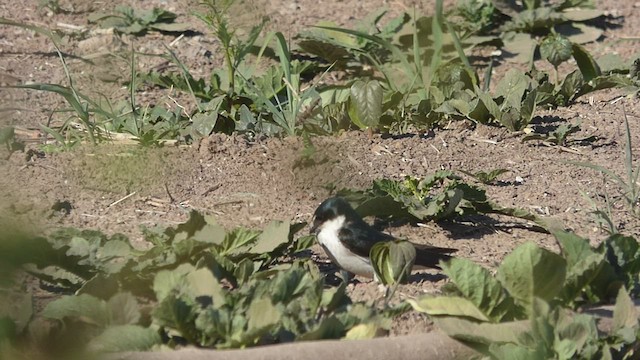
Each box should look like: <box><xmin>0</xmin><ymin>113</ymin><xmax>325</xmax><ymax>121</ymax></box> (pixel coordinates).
<box><xmin>107</xmin><ymin>293</ymin><xmax>140</xmax><ymax>325</ymax></box>
<box><xmin>247</xmin><ymin>298</ymin><xmax>280</xmax><ymax>332</ymax></box>
<box><xmin>478</xmin><ymin>92</ymin><xmax>502</xmax><ymax>122</ymax></box>
<box><xmin>344</xmin><ymin>323</ymin><xmax>382</xmax><ymax>340</ymax></box>
<box><xmin>572</xmin><ymin>43</ymin><xmax>601</xmax><ymax>82</ymax></box>
<box><xmin>185</xmin><ymin>268</ymin><xmax>226</xmax><ymax>307</ymax></box>
<box><xmin>561</xmin><ymin>8</ymin><xmax>603</xmax><ymax>21</ymax></box>
<box><xmin>433</xmin><ymin>316</ymin><xmax>529</xmax><ymax>344</ymax></box>
<box><xmin>150</xmin><ymin>22</ymin><xmax>191</xmax><ymax>33</ymax></box>
<box><xmin>497</xmin><ymin>242</ymin><xmax>566</xmax><ymax>311</ymax></box>
<box><xmin>604</xmin><ymin>234</ymin><xmax>640</xmax><ymax>275</ymax></box>
<box><xmin>559</xmin><ymin>252</ymin><xmax>604</xmax><ymax>304</ymax></box>
<box><xmin>524</xmin><ymin>298</ymin><xmax>554</xmax><ymax>352</ymax></box>
<box><xmin>612</xmin><ymin>287</ymin><xmax>638</xmax><ymax>331</ymax></box>
<box><xmin>66</xmin><ymin>236</ymin><xmax>92</xmax><ymax>258</ymax></box>
<box><xmin>348</xmin><ymin>79</ymin><xmax>382</xmax><ymax>129</ymax></box>
<box><xmin>553</xmin><ymin>230</ymin><xmax>595</xmax><ymax>268</ymax></box>
<box><xmin>88</xmin><ymin>325</ymin><xmax>160</xmax><ymax>352</ymax></box>
<box><xmin>555</xmin><ymin>310</ymin><xmax>598</xmax><ymax>356</ymax></box>
<box><xmin>153</xmin><ymin>263</ymin><xmax>196</xmax><ymax>302</ymax></box>
<box><xmin>43</xmin><ymin>294</ymin><xmax>109</xmax><ymax>327</ymax></box>
<box><xmin>320</xmin><ymin>281</ymin><xmax>348</xmax><ymax>313</ymax></box>
<box><xmin>249</xmin><ymin>220</ymin><xmax>290</xmax><ymax>254</ymax></box>
<box><xmin>297</xmin><ymin>316</ymin><xmax>345</xmax><ymax>341</ymax></box>
<box><xmin>222</xmin><ymin>228</ymin><xmax>260</xmax><ymax>255</ymax></box>
<box><xmin>489</xmin><ymin>343</ymin><xmax>546</xmax><ymax>360</ymax></box>
<box><xmin>559</xmin><ymin>70</ymin><xmax>584</xmax><ymax>103</ymax></box>
<box><xmin>496</xmin><ymin>69</ymin><xmax>530</xmax><ymax>110</ymax></box>
<box><xmin>191</xmin><ymin>111</ymin><xmax>218</xmax><ymax>138</ymax></box>
<box><xmin>152</xmin><ymin>294</ymin><xmax>197</xmax><ymax>335</ymax></box>
<box><xmin>441</xmin><ymin>258</ymin><xmax>515</xmax><ymax>322</ymax></box>
<box><xmin>370</xmin><ymin>240</ymin><xmax>416</xmax><ymax>285</ymax></box>
<box><xmin>540</xmin><ymin>34</ymin><xmax>572</xmax><ymax>68</ymax></box>
<box><xmin>233</xmin><ymin>258</ymin><xmax>255</xmax><ymax>285</ymax></box>
<box><xmin>408</xmin><ymin>296</ymin><xmax>489</xmax><ymax>321</ymax></box>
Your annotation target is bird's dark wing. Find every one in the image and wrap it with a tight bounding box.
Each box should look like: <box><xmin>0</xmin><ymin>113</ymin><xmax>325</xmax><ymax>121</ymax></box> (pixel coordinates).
<box><xmin>338</xmin><ymin>221</ymin><xmax>394</xmax><ymax>258</ymax></box>
<box><xmin>412</xmin><ymin>243</ymin><xmax>458</xmax><ymax>269</ymax></box>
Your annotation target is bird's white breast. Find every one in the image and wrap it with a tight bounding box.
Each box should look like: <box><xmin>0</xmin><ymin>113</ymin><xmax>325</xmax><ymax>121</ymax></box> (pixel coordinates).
<box><xmin>316</xmin><ymin>215</ymin><xmax>374</xmax><ymax>278</ymax></box>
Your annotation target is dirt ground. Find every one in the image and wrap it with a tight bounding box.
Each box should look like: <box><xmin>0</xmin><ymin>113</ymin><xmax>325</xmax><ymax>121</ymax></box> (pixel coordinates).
<box><xmin>1</xmin><ymin>0</ymin><xmax>639</xmax><ymax>337</ymax></box>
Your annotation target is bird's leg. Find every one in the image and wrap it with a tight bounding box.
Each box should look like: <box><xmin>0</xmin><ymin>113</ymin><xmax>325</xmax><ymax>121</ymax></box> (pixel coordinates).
<box><xmin>339</xmin><ymin>270</ymin><xmax>354</xmax><ymax>284</ymax></box>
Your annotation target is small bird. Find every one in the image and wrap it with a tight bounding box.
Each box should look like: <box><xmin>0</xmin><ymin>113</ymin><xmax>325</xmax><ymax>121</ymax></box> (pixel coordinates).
<box><xmin>310</xmin><ymin>197</ymin><xmax>457</xmax><ymax>279</ymax></box>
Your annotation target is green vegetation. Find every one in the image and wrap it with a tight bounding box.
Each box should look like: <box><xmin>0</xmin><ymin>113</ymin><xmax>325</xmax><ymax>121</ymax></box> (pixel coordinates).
<box><xmin>88</xmin><ymin>6</ymin><xmax>192</xmax><ymax>35</ymax></box>
<box><xmin>1</xmin><ymin>0</ymin><xmax>639</xmax><ymax>358</ymax></box>
<box><xmin>0</xmin><ymin>212</ymin><xmax>396</xmax><ymax>356</ymax></box>
<box><xmin>336</xmin><ymin>170</ymin><xmax>537</xmax><ymax>223</ymax></box>
<box><xmin>2</xmin><ymin>0</ymin><xmax>639</xmax><ymax>147</ymax></box>
<box><xmin>409</xmin><ymin>231</ymin><xmax>639</xmax><ymax>359</ymax></box>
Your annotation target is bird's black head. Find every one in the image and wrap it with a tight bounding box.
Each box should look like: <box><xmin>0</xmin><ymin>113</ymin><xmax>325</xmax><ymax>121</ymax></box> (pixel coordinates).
<box><xmin>311</xmin><ymin>197</ymin><xmax>359</xmax><ymax>234</ymax></box>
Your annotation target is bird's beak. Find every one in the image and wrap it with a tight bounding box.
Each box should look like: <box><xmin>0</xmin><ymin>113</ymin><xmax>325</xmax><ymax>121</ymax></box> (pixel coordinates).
<box><xmin>310</xmin><ymin>219</ymin><xmax>320</xmax><ymax>235</ymax></box>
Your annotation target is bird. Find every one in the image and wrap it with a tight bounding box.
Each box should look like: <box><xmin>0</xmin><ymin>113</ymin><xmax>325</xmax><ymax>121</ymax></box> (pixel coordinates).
<box><xmin>310</xmin><ymin>197</ymin><xmax>457</xmax><ymax>279</ymax></box>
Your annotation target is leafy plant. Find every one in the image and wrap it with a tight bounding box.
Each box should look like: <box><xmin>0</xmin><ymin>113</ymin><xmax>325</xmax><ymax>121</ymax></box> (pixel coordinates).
<box><xmin>496</xmin><ymin>0</ymin><xmax>604</xmax><ymax>64</ymax></box>
<box><xmin>370</xmin><ymin>240</ymin><xmax>416</xmax><ymax>286</ymax></box>
<box><xmin>2</xmin><ymin>211</ymin><xmax>397</xmax><ymax>355</ymax></box>
<box><xmin>459</xmin><ymin>168</ymin><xmax>510</xmax><ymax>185</ymax></box>
<box><xmin>196</xmin><ymin>0</ymin><xmax>268</xmax><ymax>95</ymax></box>
<box><xmin>337</xmin><ymin>170</ymin><xmax>538</xmax><ymax>223</ymax></box>
<box><xmin>408</xmin><ymin>229</ymin><xmax>640</xmax><ymax>359</ymax></box>
<box><xmin>87</xmin><ymin>6</ymin><xmax>191</xmax><ymax>35</ymax></box>
<box><xmin>522</xmin><ymin>121</ymin><xmax>597</xmax><ymax>147</ymax></box>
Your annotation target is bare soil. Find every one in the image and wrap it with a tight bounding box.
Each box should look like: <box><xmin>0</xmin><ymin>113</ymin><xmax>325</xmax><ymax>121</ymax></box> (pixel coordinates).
<box><xmin>1</xmin><ymin>0</ymin><xmax>639</xmax><ymax>337</ymax></box>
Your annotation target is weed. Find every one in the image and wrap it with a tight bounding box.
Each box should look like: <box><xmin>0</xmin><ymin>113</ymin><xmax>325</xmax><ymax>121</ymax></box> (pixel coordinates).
<box><xmin>87</xmin><ymin>6</ymin><xmax>191</xmax><ymax>35</ymax></box>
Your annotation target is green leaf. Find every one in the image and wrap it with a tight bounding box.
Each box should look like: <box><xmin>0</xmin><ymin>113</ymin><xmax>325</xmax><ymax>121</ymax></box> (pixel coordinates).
<box><xmin>554</xmin><ymin>230</ymin><xmax>595</xmax><ymax>268</ymax></box>
<box><xmin>149</xmin><ymin>22</ymin><xmax>191</xmax><ymax>33</ymax></box>
<box><xmin>433</xmin><ymin>316</ymin><xmax>530</xmax><ymax>344</ymax></box>
<box><xmin>612</xmin><ymin>287</ymin><xmax>638</xmax><ymax>331</ymax></box>
<box><xmin>43</xmin><ymin>294</ymin><xmax>110</xmax><ymax>327</ymax></box>
<box><xmin>441</xmin><ymin>258</ymin><xmax>516</xmax><ymax>322</ymax></box>
<box><xmin>185</xmin><ymin>268</ymin><xmax>226</xmax><ymax>307</ymax></box>
<box><xmin>496</xmin><ymin>242</ymin><xmax>566</xmax><ymax>311</ymax></box>
<box><xmin>540</xmin><ymin>33</ymin><xmax>573</xmax><ymax>68</ymax></box>
<box><xmin>495</xmin><ymin>69</ymin><xmax>530</xmax><ymax>110</ymax></box>
<box><xmin>561</xmin><ymin>8</ymin><xmax>603</xmax><ymax>21</ymax></box>
<box><xmin>246</xmin><ymin>298</ymin><xmax>280</xmax><ymax>333</ymax></box>
<box><xmin>489</xmin><ymin>343</ymin><xmax>546</xmax><ymax>359</ymax></box>
<box><xmin>249</xmin><ymin>220</ymin><xmax>290</xmax><ymax>255</ymax></box>
<box><xmin>408</xmin><ymin>296</ymin><xmax>489</xmax><ymax>321</ymax></box>
<box><xmin>348</xmin><ymin>79</ymin><xmax>383</xmax><ymax>129</ymax></box>
<box><xmin>107</xmin><ymin>293</ymin><xmax>140</xmax><ymax>325</ymax></box>
<box><xmin>88</xmin><ymin>325</ymin><xmax>160</xmax><ymax>352</ymax></box>
<box><xmin>572</xmin><ymin>43</ymin><xmax>601</xmax><ymax>82</ymax></box>
<box><xmin>370</xmin><ymin>240</ymin><xmax>416</xmax><ymax>285</ymax></box>
<box><xmin>459</xmin><ymin>169</ymin><xmax>510</xmax><ymax>184</ymax></box>
<box><xmin>344</xmin><ymin>323</ymin><xmax>382</xmax><ymax>340</ymax></box>
<box><xmin>153</xmin><ymin>263</ymin><xmax>196</xmax><ymax>302</ymax></box>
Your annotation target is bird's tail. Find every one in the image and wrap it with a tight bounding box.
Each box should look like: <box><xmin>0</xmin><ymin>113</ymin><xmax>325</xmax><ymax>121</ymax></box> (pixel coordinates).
<box><xmin>413</xmin><ymin>244</ymin><xmax>457</xmax><ymax>269</ymax></box>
